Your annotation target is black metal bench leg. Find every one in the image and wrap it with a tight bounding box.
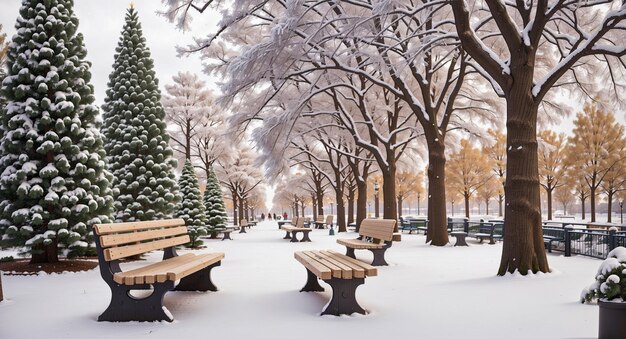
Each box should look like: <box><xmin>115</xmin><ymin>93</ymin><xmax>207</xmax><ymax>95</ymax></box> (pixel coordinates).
<box><xmin>321</xmin><ymin>278</ymin><xmax>366</xmax><ymax>316</ymax></box>
<box><xmin>345</xmin><ymin>247</ymin><xmax>356</xmax><ymax>259</ymax></box>
<box><xmin>283</xmin><ymin>231</ymin><xmax>292</xmax><ymax>239</ymax></box>
<box><xmin>239</xmin><ymin>227</ymin><xmax>247</xmax><ymax>233</ymax></box>
<box><xmin>98</xmin><ymin>281</ymin><xmax>175</xmax><ymax>322</ymax></box>
<box><xmin>489</xmin><ymin>237</ymin><xmax>496</xmax><ymax>245</ymax></box>
<box><xmin>301</xmin><ymin>231</ymin><xmax>312</xmax><ymax>242</ymax></box>
<box><xmin>369</xmin><ymin>248</ymin><xmax>389</xmax><ymax>266</ymax></box>
<box><xmin>300</xmin><ymin>268</ymin><xmax>324</xmax><ymax>292</ymax></box>
<box><xmin>175</xmin><ymin>261</ymin><xmax>221</xmax><ymax>292</ymax></box>
<box><xmin>222</xmin><ymin>232</ymin><xmax>232</xmax><ymax>241</ymax></box>
<box><xmin>290</xmin><ymin>231</ymin><xmax>300</xmax><ymax>242</ymax></box>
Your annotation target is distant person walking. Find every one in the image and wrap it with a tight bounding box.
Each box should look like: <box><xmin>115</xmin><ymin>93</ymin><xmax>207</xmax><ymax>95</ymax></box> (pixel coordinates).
<box><xmin>267</xmin><ymin>213</ymin><xmax>272</xmax><ymax>220</ymax></box>
<box><xmin>261</xmin><ymin>213</ymin><xmax>265</xmax><ymax>221</ymax></box>
<box><xmin>283</xmin><ymin>212</ymin><xmax>288</xmax><ymax>220</ymax></box>
<box><xmin>273</xmin><ymin>213</ymin><xmax>277</xmax><ymax>220</ymax></box>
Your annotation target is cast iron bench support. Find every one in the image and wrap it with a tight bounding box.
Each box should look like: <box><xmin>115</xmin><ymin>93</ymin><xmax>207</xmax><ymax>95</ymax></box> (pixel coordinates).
<box><xmin>300</xmin><ymin>268</ymin><xmax>366</xmax><ymax>316</ymax></box>
<box><xmin>291</xmin><ymin>230</ymin><xmax>312</xmax><ymax>242</ymax></box>
<box><xmin>345</xmin><ymin>243</ymin><xmax>390</xmax><ymax>266</ymax></box>
<box><xmin>174</xmin><ymin>262</ymin><xmax>220</xmax><ymax>291</ymax></box>
<box><xmin>284</xmin><ymin>231</ymin><xmax>292</xmax><ymax>239</ymax></box>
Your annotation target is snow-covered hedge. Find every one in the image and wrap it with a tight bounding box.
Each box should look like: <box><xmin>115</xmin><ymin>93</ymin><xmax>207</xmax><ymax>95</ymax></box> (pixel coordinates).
<box><xmin>581</xmin><ymin>247</ymin><xmax>626</xmax><ymax>303</ymax></box>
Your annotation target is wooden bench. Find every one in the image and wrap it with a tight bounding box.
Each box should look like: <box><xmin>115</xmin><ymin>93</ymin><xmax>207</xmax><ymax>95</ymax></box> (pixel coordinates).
<box><xmin>219</xmin><ymin>226</ymin><xmax>239</xmax><ymax>240</ymax></box>
<box><xmin>294</xmin><ymin>250</ymin><xmax>377</xmax><ymax>316</ymax></box>
<box><xmin>543</xmin><ymin>235</ymin><xmax>564</xmax><ymax>252</ymax></box>
<box><xmin>336</xmin><ymin>219</ymin><xmax>397</xmax><ymax>266</ymax></box>
<box><xmin>469</xmin><ymin>222</ymin><xmax>503</xmax><ymax>244</ymax></box>
<box><xmin>93</xmin><ymin>219</ymin><xmax>225</xmax><ymax>322</ymax></box>
<box><xmin>400</xmin><ymin>218</ymin><xmax>427</xmax><ymax>234</ymax></box>
<box><xmin>314</xmin><ymin>215</ymin><xmax>325</xmax><ymax>229</ymax></box>
<box><xmin>281</xmin><ymin>217</ymin><xmax>312</xmax><ymax>242</ymax></box>
<box><xmin>239</xmin><ymin>219</ymin><xmax>252</xmax><ymax>233</ymax></box>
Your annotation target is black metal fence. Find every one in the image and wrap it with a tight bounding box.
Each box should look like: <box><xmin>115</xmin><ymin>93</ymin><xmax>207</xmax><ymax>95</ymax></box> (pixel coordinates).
<box><xmin>542</xmin><ymin>226</ymin><xmax>626</xmax><ymax>259</ymax></box>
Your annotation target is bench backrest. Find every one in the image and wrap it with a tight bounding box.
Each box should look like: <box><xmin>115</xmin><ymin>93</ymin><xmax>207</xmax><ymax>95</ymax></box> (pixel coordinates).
<box><xmin>359</xmin><ymin>219</ymin><xmax>397</xmax><ymax>242</ymax></box>
<box><xmin>316</xmin><ymin>215</ymin><xmax>324</xmax><ymax>223</ymax></box>
<box><xmin>93</xmin><ymin>219</ymin><xmax>189</xmax><ymax>262</ymax></box>
<box><xmin>292</xmin><ymin>216</ymin><xmax>300</xmax><ymax>225</ymax></box>
<box><xmin>240</xmin><ymin>219</ymin><xmax>248</xmax><ymax>227</ymax></box>
<box><xmin>296</xmin><ymin>217</ymin><xmax>305</xmax><ymax>228</ymax></box>
<box><xmin>325</xmin><ymin>215</ymin><xmax>333</xmax><ymax>225</ymax></box>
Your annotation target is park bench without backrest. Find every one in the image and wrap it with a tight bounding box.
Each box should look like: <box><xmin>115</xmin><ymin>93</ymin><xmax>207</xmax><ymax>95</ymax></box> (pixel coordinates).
<box><xmin>336</xmin><ymin>218</ymin><xmax>397</xmax><ymax>266</ymax></box>
<box><xmin>294</xmin><ymin>250</ymin><xmax>377</xmax><ymax>316</ymax></box>
<box><xmin>281</xmin><ymin>217</ymin><xmax>312</xmax><ymax>242</ymax></box>
<box><xmin>93</xmin><ymin>219</ymin><xmax>225</xmax><ymax>322</ymax></box>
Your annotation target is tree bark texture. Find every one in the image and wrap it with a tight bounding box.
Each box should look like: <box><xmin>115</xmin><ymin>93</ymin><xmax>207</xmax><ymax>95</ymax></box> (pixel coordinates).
<box><xmin>347</xmin><ymin>189</ymin><xmax>355</xmax><ymax>224</ymax></box>
<box><xmin>355</xmin><ymin>181</ymin><xmax>367</xmax><ymax>232</ymax></box>
<box><xmin>607</xmin><ymin>192</ymin><xmax>613</xmax><ymax>223</ymax></box>
<box><xmin>426</xmin><ymin>141</ymin><xmax>449</xmax><ymax>246</ymax></box>
<box><xmin>499</xmin><ymin>84</ymin><xmax>549</xmax><ymax>275</ymax></box>
<box><xmin>590</xmin><ymin>188</ymin><xmax>597</xmax><ymax>222</ymax></box>
<box><xmin>546</xmin><ymin>188</ymin><xmax>553</xmax><ymax>220</ymax></box>
<box><xmin>464</xmin><ymin>192</ymin><xmax>470</xmax><ymax>218</ymax></box>
<box><xmin>336</xmin><ymin>192</ymin><xmax>346</xmax><ymax>232</ymax></box>
<box><xmin>232</xmin><ymin>194</ymin><xmax>238</xmax><ymax>226</ymax></box>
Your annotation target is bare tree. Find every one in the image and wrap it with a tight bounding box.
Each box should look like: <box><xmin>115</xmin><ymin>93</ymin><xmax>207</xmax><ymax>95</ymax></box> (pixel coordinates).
<box><xmin>449</xmin><ymin>0</ymin><xmax>626</xmax><ymax>275</ymax></box>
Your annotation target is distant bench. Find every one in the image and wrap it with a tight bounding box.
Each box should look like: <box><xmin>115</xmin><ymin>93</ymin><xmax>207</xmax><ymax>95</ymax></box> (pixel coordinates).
<box><xmin>468</xmin><ymin>221</ymin><xmax>503</xmax><ymax>244</ymax></box>
<box><xmin>294</xmin><ymin>250</ymin><xmax>377</xmax><ymax>316</ymax></box>
<box><xmin>281</xmin><ymin>217</ymin><xmax>312</xmax><ymax>242</ymax></box>
<box><xmin>93</xmin><ymin>219</ymin><xmax>225</xmax><ymax>322</ymax></box>
<box><xmin>337</xmin><ymin>219</ymin><xmax>397</xmax><ymax>266</ymax></box>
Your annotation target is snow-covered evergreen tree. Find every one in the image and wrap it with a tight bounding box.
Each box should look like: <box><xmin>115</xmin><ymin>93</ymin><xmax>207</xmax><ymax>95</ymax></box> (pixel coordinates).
<box><xmin>176</xmin><ymin>160</ymin><xmax>207</xmax><ymax>247</ymax></box>
<box><xmin>204</xmin><ymin>166</ymin><xmax>227</xmax><ymax>237</ymax></box>
<box><xmin>0</xmin><ymin>0</ymin><xmax>113</xmax><ymax>263</ymax></box>
<box><xmin>102</xmin><ymin>7</ymin><xmax>180</xmax><ymax>222</ymax></box>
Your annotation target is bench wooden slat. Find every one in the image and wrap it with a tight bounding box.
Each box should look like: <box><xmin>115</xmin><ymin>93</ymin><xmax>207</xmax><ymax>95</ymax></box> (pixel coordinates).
<box><xmin>100</xmin><ymin>226</ymin><xmax>189</xmax><ymax>248</ymax></box>
<box><xmin>281</xmin><ymin>225</ymin><xmax>311</xmax><ymax>232</ymax></box>
<box><xmin>316</xmin><ymin>251</ymin><xmax>359</xmax><ymax>278</ymax></box>
<box><xmin>302</xmin><ymin>251</ymin><xmax>344</xmax><ymax>279</ymax></box>
<box><xmin>294</xmin><ymin>251</ymin><xmax>332</xmax><ymax>280</ymax></box>
<box><xmin>359</xmin><ymin>219</ymin><xmax>396</xmax><ymax>241</ymax></box>
<box><xmin>94</xmin><ymin>219</ymin><xmax>186</xmax><ymax>235</ymax></box>
<box><xmin>167</xmin><ymin>252</ymin><xmax>225</xmax><ymax>281</ymax></box>
<box><xmin>336</xmin><ymin>239</ymin><xmax>384</xmax><ymax>249</ymax></box>
<box><xmin>323</xmin><ymin>250</ymin><xmax>377</xmax><ymax>276</ymax></box>
<box><xmin>104</xmin><ymin>235</ymin><xmax>190</xmax><ymax>261</ymax></box>
<box><xmin>113</xmin><ymin>253</ymin><xmax>196</xmax><ymax>285</ymax></box>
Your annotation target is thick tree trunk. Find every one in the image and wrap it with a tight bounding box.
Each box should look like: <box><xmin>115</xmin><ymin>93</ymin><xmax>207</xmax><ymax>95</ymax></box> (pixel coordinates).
<box><xmin>546</xmin><ymin>188</ymin><xmax>553</xmax><ymax>220</ymax></box>
<box><xmin>590</xmin><ymin>187</ymin><xmax>597</xmax><ymax>222</ymax></box>
<box><xmin>356</xmin><ymin>181</ymin><xmax>367</xmax><ymax>232</ymax></box>
<box><xmin>607</xmin><ymin>192</ymin><xmax>613</xmax><ymax>223</ymax></box>
<box><xmin>347</xmin><ymin>189</ymin><xmax>355</xmax><ymax>224</ymax></box>
<box><xmin>498</xmin><ymin>85</ymin><xmax>549</xmax><ymax>275</ymax></box>
<box><xmin>30</xmin><ymin>239</ymin><xmax>59</xmax><ymax>264</ymax></box>
<box><xmin>245</xmin><ymin>200</ymin><xmax>249</xmax><ymax>220</ymax></box>
<box><xmin>232</xmin><ymin>195</ymin><xmax>238</xmax><ymax>226</ymax></box>
<box><xmin>485</xmin><ymin>199</ymin><xmax>490</xmax><ymax>215</ymax></box>
<box><xmin>336</xmin><ymin>190</ymin><xmax>346</xmax><ymax>232</ymax></box>
<box><xmin>238</xmin><ymin>198</ymin><xmax>244</xmax><ymax>224</ymax></box>
<box><xmin>381</xmin><ymin>167</ymin><xmax>398</xmax><ymax>230</ymax></box>
<box><xmin>312</xmin><ymin>195</ymin><xmax>318</xmax><ymax>220</ymax></box>
<box><xmin>301</xmin><ymin>202</ymin><xmax>305</xmax><ymax>219</ymax></box>
<box><xmin>464</xmin><ymin>192</ymin><xmax>470</xmax><ymax>218</ymax></box>
<box><xmin>316</xmin><ymin>191</ymin><xmax>324</xmax><ymax>217</ymax></box>
<box><xmin>426</xmin><ymin>141</ymin><xmax>448</xmax><ymax>246</ymax></box>
<box><xmin>397</xmin><ymin>196</ymin><xmax>403</xmax><ymax>218</ymax></box>
<box><xmin>294</xmin><ymin>202</ymin><xmax>299</xmax><ymax>217</ymax></box>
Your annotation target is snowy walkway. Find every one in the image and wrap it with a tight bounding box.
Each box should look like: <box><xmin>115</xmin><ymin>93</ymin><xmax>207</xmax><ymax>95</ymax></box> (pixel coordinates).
<box><xmin>0</xmin><ymin>221</ymin><xmax>600</xmax><ymax>338</ymax></box>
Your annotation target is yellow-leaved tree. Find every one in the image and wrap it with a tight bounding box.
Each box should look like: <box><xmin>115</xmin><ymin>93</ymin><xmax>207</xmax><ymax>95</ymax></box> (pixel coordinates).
<box><xmin>396</xmin><ymin>171</ymin><xmax>425</xmax><ymax>218</ymax></box>
<box><xmin>566</xmin><ymin>103</ymin><xmax>626</xmax><ymax>222</ymax></box>
<box><xmin>538</xmin><ymin>131</ymin><xmax>568</xmax><ymax>220</ymax></box>
<box><xmin>483</xmin><ymin>129</ymin><xmax>507</xmax><ymax>217</ymax></box>
<box><xmin>447</xmin><ymin>140</ymin><xmax>493</xmax><ymax>218</ymax></box>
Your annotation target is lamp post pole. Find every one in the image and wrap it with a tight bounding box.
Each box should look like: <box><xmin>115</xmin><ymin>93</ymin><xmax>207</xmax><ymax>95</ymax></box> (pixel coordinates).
<box><xmin>374</xmin><ymin>182</ymin><xmax>380</xmax><ymax>218</ymax></box>
<box><xmin>417</xmin><ymin>192</ymin><xmax>421</xmax><ymax>216</ymax></box>
<box><xmin>620</xmin><ymin>200</ymin><xmax>623</xmax><ymax>224</ymax></box>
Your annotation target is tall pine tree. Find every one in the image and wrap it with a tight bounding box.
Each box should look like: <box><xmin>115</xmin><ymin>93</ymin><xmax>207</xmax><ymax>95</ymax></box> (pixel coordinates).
<box><xmin>102</xmin><ymin>7</ymin><xmax>180</xmax><ymax>222</ymax></box>
<box><xmin>204</xmin><ymin>166</ymin><xmax>227</xmax><ymax>237</ymax></box>
<box><xmin>0</xmin><ymin>0</ymin><xmax>113</xmax><ymax>263</ymax></box>
<box><xmin>176</xmin><ymin>160</ymin><xmax>207</xmax><ymax>247</ymax></box>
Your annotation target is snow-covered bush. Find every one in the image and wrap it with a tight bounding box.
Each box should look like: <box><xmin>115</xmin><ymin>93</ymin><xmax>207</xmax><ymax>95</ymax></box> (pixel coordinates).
<box><xmin>203</xmin><ymin>166</ymin><xmax>227</xmax><ymax>236</ymax></box>
<box><xmin>581</xmin><ymin>247</ymin><xmax>626</xmax><ymax>303</ymax></box>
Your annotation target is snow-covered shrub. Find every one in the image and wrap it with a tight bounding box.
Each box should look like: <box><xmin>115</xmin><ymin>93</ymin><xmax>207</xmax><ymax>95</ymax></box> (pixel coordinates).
<box><xmin>203</xmin><ymin>166</ymin><xmax>227</xmax><ymax>236</ymax></box>
<box><xmin>581</xmin><ymin>247</ymin><xmax>626</xmax><ymax>303</ymax></box>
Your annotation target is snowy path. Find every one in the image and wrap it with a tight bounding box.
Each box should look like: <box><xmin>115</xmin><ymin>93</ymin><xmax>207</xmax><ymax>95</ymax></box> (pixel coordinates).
<box><xmin>0</xmin><ymin>221</ymin><xmax>600</xmax><ymax>338</ymax></box>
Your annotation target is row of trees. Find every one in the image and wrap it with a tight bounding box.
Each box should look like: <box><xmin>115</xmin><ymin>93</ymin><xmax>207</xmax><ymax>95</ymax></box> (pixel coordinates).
<box><xmin>0</xmin><ymin>2</ymin><xmax>231</xmax><ymax>263</ymax></box>
<box><xmin>163</xmin><ymin>0</ymin><xmax>626</xmax><ymax>275</ymax></box>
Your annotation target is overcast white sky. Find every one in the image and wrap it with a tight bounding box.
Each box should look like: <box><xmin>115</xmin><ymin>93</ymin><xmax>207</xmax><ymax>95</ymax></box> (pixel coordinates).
<box><xmin>0</xmin><ymin>0</ymin><xmax>624</xmax><ymax>134</ymax></box>
<box><xmin>0</xmin><ymin>0</ymin><xmax>218</xmax><ymax>105</ymax></box>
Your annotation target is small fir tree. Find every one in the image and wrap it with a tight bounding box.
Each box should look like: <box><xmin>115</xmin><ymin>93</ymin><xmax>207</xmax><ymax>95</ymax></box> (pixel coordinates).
<box><xmin>102</xmin><ymin>7</ymin><xmax>180</xmax><ymax>222</ymax></box>
<box><xmin>0</xmin><ymin>0</ymin><xmax>113</xmax><ymax>263</ymax></box>
<box><xmin>176</xmin><ymin>160</ymin><xmax>207</xmax><ymax>247</ymax></box>
<box><xmin>204</xmin><ymin>167</ymin><xmax>227</xmax><ymax>237</ymax></box>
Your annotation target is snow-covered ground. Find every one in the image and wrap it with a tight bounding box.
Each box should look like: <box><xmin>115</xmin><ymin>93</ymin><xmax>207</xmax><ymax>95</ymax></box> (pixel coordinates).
<box><xmin>0</xmin><ymin>221</ymin><xmax>602</xmax><ymax>338</ymax></box>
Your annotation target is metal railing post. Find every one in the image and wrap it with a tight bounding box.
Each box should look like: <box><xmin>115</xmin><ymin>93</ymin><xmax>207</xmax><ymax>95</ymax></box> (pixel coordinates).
<box><xmin>608</xmin><ymin>228</ymin><xmax>617</xmax><ymax>252</ymax></box>
<box><xmin>564</xmin><ymin>226</ymin><xmax>572</xmax><ymax>257</ymax></box>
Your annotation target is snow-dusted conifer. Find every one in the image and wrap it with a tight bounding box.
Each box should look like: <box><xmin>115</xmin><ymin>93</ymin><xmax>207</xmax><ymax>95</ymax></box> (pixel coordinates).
<box><xmin>0</xmin><ymin>0</ymin><xmax>113</xmax><ymax>263</ymax></box>
<box><xmin>176</xmin><ymin>160</ymin><xmax>207</xmax><ymax>247</ymax></box>
<box><xmin>203</xmin><ymin>167</ymin><xmax>227</xmax><ymax>236</ymax></box>
<box><xmin>102</xmin><ymin>7</ymin><xmax>180</xmax><ymax>222</ymax></box>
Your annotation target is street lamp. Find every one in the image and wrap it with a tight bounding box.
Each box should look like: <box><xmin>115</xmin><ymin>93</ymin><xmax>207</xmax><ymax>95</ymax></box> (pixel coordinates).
<box><xmin>620</xmin><ymin>200</ymin><xmax>624</xmax><ymax>224</ymax></box>
<box><xmin>374</xmin><ymin>181</ymin><xmax>380</xmax><ymax>218</ymax></box>
<box><xmin>417</xmin><ymin>191</ymin><xmax>421</xmax><ymax>216</ymax></box>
